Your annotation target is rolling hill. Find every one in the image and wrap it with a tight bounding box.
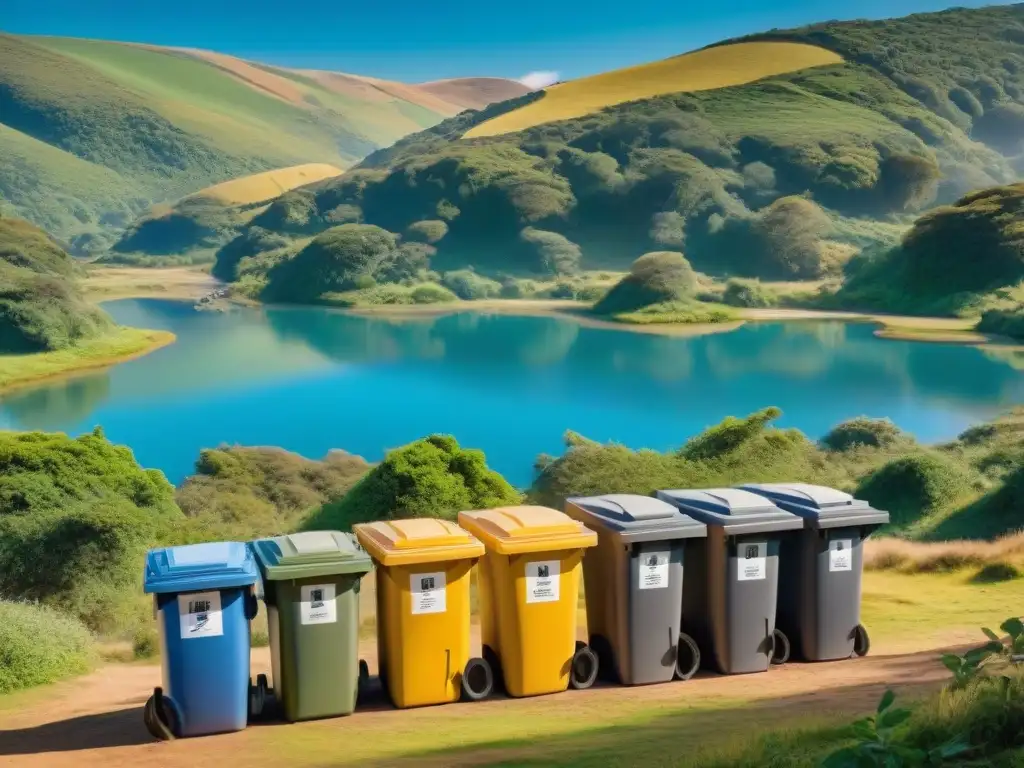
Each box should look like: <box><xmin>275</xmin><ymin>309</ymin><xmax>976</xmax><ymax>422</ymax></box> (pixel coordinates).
<box><xmin>209</xmin><ymin>4</ymin><xmax>1024</xmax><ymax>301</ymax></box>
<box><xmin>0</xmin><ymin>33</ymin><xmax>529</xmax><ymax>245</ymax></box>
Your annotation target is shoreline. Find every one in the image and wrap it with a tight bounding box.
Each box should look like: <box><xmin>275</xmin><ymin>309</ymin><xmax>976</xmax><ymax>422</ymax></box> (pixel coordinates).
<box><xmin>0</xmin><ymin>328</ymin><xmax>176</xmax><ymax>396</ymax></box>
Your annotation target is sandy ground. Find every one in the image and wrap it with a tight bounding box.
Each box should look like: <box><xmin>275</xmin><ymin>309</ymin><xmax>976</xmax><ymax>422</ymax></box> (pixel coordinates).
<box><xmin>0</xmin><ymin>626</ymin><xmax>971</xmax><ymax>768</ymax></box>
<box><xmin>81</xmin><ymin>267</ymin><xmax>220</xmax><ymax>302</ymax></box>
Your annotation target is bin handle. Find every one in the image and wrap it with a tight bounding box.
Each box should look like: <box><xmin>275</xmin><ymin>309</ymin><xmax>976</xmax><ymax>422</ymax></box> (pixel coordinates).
<box><xmin>445</xmin><ymin>648</ymin><xmax>451</xmax><ymax>682</ymax></box>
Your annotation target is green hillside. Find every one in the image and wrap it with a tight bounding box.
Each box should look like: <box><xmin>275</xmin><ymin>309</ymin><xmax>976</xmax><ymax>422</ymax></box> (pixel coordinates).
<box><xmin>212</xmin><ymin>5</ymin><xmax>1024</xmax><ymax>301</ymax></box>
<box><xmin>0</xmin><ymin>34</ymin><xmax>524</xmax><ymax>245</ymax></box>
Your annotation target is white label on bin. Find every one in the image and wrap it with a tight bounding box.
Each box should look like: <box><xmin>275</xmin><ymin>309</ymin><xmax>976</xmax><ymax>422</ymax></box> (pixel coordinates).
<box><xmin>737</xmin><ymin>543</ymin><xmax>767</xmax><ymax>582</ymax></box>
<box><xmin>639</xmin><ymin>551</ymin><xmax>670</xmax><ymax>590</ymax></box>
<box><xmin>300</xmin><ymin>583</ymin><xmax>337</xmax><ymax>625</ymax></box>
<box><xmin>526</xmin><ymin>560</ymin><xmax>560</xmax><ymax>603</ymax></box>
<box><xmin>179</xmin><ymin>591</ymin><xmax>223</xmax><ymax>639</ymax></box>
<box><xmin>411</xmin><ymin>572</ymin><xmax>447</xmax><ymax>615</ymax></box>
<box><xmin>829</xmin><ymin>539</ymin><xmax>853</xmax><ymax>572</ymax></box>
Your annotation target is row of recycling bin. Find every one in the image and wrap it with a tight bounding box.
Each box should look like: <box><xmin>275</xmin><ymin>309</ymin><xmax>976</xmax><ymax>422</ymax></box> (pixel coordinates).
<box><xmin>141</xmin><ymin>482</ymin><xmax>889</xmax><ymax>738</ymax></box>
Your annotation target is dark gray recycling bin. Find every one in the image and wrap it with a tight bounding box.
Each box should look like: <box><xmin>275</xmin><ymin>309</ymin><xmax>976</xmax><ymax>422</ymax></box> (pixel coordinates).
<box><xmin>655</xmin><ymin>488</ymin><xmax>803</xmax><ymax>675</ymax></box>
<box><xmin>739</xmin><ymin>483</ymin><xmax>889</xmax><ymax>662</ymax></box>
<box><xmin>565</xmin><ymin>494</ymin><xmax>708</xmax><ymax>685</ymax></box>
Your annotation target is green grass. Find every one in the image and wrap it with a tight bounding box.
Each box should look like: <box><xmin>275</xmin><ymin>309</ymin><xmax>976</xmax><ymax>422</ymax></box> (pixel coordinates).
<box><xmin>0</xmin><ymin>326</ymin><xmax>175</xmax><ymax>392</ymax></box>
<box><xmin>612</xmin><ymin>300</ymin><xmax>739</xmax><ymax>325</ymax></box>
<box><xmin>0</xmin><ymin>600</ymin><xmax>96</xmax><ymax>694</ymax></box>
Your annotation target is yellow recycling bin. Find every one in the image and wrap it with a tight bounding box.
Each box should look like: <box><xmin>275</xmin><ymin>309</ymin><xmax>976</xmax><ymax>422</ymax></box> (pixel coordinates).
<box><xmin>458</xmin><ymin>505</ymin><xmax>599</xmax><ymax>698</ymax></box>
<box><xmin>353</xmin><ymin>518</ymin><xmax>493</xmax><ymax>708</ymax></box>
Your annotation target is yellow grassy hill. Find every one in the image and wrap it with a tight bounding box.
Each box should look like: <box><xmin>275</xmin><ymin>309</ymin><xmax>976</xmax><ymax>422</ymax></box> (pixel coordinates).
<box><xmin>186</xmin><ymin>163</ymin><xmax>345</xmax><ymax>206</ymax></box>
<box><xmin>465</xmin><ymin>41</ymin><xmax>843</xmax><ymax>138</ymax></box>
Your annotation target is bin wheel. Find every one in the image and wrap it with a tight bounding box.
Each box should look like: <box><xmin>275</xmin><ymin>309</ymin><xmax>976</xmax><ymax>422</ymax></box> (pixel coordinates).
<box><xmin>853</xmin><ymin>624</ymin><xmax>870</xmax><ymax>658</ymax></box>
<box><xmin>770</xmin><ymin>628</ymin><xmax>791</xmax><ymax>666</ymax></box>
<box><xmin>460</xmin><ymin>657</ymin><xmax>494</xmax><ymax>702</ymax></box>
<box><xmin>358</xmin><ymin>659</ymin><xmax>370</xmax><ymax>681</ymax></box>
<box><xmin>248</xmin><ymin>675</ymin><xmax>268</xmax><ymax>721</ymax></box>
<box><xmin>143</xmin><ymin>687</ymin><xmax>177</xmax><ymax>741</ymax></box>
<box><xmin>589</xmin><ymin>634</ymin><xmax>618</xmax><ymax>684</ymax></box>
<box><xmin>482</xmin><ymin>645</ymin><xmax>505</xmax><ymax>694</ymax></box>
<box><xmin>675</xmin><ymin>632</ymin><xmax>701</xmax><ymax>681</ymax></box>
<box><xmin>569</xmin><ymin>645</ymin><xmax>599</xmax><ymax>690</ymax></box>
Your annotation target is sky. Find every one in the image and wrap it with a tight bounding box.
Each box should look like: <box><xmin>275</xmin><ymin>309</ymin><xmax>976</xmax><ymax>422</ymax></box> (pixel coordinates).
<box><xmin>2</xmin><ymin>0</ymin><xmax>996</xmax><ymax>84</ymax></box>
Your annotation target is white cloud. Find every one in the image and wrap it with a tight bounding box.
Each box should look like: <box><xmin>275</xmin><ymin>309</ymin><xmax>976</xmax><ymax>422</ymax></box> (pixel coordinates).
<box><xmin>518</xmin><ymin>71</ymin><xmax>559</xmax><ymax>90</ymax></box>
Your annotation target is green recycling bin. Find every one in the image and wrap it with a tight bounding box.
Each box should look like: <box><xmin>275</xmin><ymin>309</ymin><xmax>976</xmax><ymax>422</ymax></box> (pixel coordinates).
<box><xmin>250</xmin><ymin>531</ymin><xmax>373</xmax><ymax>722</ymax></box>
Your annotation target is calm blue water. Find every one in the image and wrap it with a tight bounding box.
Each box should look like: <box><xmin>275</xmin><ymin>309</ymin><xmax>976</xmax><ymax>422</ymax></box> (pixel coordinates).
<box><xmin>1</xmin><ymin>299</ymin><xmax>1022</xmax><ymax>487</ymax></box>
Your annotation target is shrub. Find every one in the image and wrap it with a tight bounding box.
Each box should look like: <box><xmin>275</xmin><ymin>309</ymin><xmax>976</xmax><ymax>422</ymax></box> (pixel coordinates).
<box><xmin>722</xmin><ymin>278</ymin><xmax>775</xmax><ymax>308</ymax></box>
<box><xmin>978</xmin><ymin>308</ymin><xmax>1024</xmax><ymax>340</ymax></box>
<box><xmin>855</xmin><ymin>451</ymin><xmax>978</xmax><ymax>527</ymax></box>
<box><xmin>519</xmin><ymin>228</ymin><xmax>582</xmax><ymax>275</ymax></box>
<box><xmin>410</xmin><ymin>283</ymin><xmax>459</xmax><ymax>304</ymax></box>
<box><xmin>441</xmin><ymin>269</ymin><xmax>502</xmax><ymax>300</ymax></box>
<box><xmin>0</xmin><ymin>600</ymin><xmax>95</xmax><ymax>694</ymax></box>
<box><xmin>649</xmin><ymin>211</ymin><xmax>685</xmax><ymax>247</ymax></box>
<box><xmin>306</xmin><ymin>435</ymin><xmax>520</xmax><ymax>530</ymax></box>
<box><xmin>132</xmin><ymin>625</ymin><xmax>159</xmax><ymax>659</ymax></box>
<box><xmin>405</xmin><ymin>220</ymin><xmax>449</xmax><ymax>244</ymax></box>
<box><xmin>972</xmin><ymin>561</ymin><xmax>1021</xmax><ymax>583</ymax></box>
<box><xmin>821</xmin><ymin>417</ymin><xmax>909</xmax><ymax>451</ymax></box>
<box><xmin>593</xmin><ymin>251</ymin><xmax>697</xmax><ymax>315</ymax></box>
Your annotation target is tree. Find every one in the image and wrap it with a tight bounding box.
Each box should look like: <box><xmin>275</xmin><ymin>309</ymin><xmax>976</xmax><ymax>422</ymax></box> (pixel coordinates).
<box><xmin>405</xmin><ymin>220</ymin><xmax>449</xmax><ymax>244</ymax></box>
<box><xmin>649</xmin><ymin>211</ymin><xmax>685</xmax><ymax>247</ymax></box>
<box><xmin>306</xmin><ymin>435</ymin><xmax>520</xmax><ymax>530</ymax></box>
<box><xmin>519</xmin><ymin>228</ymin><xmax>582</xmax><ymax>275</ymax></box>
<box><xmin>593</xmin><ymin>251</ymin><xmax>697</xmax><ymax>314</ymax></box>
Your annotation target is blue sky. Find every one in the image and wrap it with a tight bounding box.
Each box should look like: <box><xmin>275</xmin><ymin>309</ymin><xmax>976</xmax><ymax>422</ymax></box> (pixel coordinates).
<box><xmin>2</xmin><ymin>0</ymin><xmax>994</xmax><ymax>83</ymax></box>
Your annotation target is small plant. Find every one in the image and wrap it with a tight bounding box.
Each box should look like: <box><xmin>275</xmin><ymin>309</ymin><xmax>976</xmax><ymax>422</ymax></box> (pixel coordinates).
<box><xmin>940</xmin><ymin>617</ymin><xmax>1024</xmax><ymax>687</ymax></box>
<box><xmin>820</xmin><ymin>690</ymin><xmax>968</xmax><ymax>767</ymax></box>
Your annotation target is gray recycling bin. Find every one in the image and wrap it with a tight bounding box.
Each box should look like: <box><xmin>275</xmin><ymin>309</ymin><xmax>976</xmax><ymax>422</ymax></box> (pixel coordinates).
<box><xmin>739</xmin><ymin>483</ymin><xmax>889</xmax><ymax>662</ymax></box>
<box><xmin>655</xmin><ymin>488</ymin><xmax>802</xmax><ymax>675</ymax></box>
<box><xmin>565</xmin><ymin>494</ymin><xmax>708</xmax><ymax>685</ymax></box>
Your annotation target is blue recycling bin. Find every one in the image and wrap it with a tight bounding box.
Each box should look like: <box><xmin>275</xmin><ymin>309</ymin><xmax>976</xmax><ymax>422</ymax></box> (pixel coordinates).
<box><xmin>142</xmin><ymin>541</ymin><xmax>260</xmax><ymax>739</ymax></box>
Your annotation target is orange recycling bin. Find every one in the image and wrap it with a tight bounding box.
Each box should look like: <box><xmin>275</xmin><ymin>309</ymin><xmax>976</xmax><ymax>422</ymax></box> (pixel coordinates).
<box><xmin>353</xmin><ymin>518</ymin><xmax>493</xmax><ymax>708</ymax></box>
<box><xmin>458</xmin><ymin>506</ymin><xmax>599</xmax><ymax>698</ymax></box>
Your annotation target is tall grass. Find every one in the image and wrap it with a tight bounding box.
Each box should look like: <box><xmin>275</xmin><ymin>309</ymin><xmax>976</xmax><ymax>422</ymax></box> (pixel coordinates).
<box><xmin>0</xmin><ymin>600</ymin><xmax>96</xmax><ymax>694</ymax></box>
<box><xmin>865</xmin><ymin>533</ymin><xmax>1024</xmax><ymax>578</ymax></box>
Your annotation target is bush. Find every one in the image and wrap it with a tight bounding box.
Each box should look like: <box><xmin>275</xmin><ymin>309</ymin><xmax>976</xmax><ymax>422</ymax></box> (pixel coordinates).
<box><xmin>593</xmin><ymin>251</ymin><xmax>697</xmax><ymax>315</ymax></box>
<box><xmin>821</xmin><ymin>417</ymin><xmax>909</xmax><ymax>451</ymax></box>
<box><xmin>307</xmin><ymin>435</ymin><xmax>521</xmax><ymax>530</ymax></box>
<box><xmin>722</xmin><ymin>278</ymin><xmax>776</xmax><ymax>308</ymax></box>
<box><xmin>0</xmin><ymin>600</ymin><xmax>95</xmax><ymax>693</ymax></box>
<box><xmin>519</xmin><ymin>228</ymin><xmax>582</xmax><ymax>275</ymax></box>
<box><xmin>855</xmin><ymin>451</ymin><xmax>979</xmax><ymax>527</ymax></box>
<box><xmin>978</xmin><ymin>308</ymin><xmax>1024</xmax><ymax>340</ymax></box>
<box><xmin>132</xmin><ymin>625</ymin><xmax>159</xmax><ymax>659</ymax></box>
<box><xmin>410</xmin><ymin>283</ymin><xmax>459</xmax><ymax>304</ymax></box>
<box><xmin>441</xmin><ymin>269</ymin><xmax>502</xmax><ymax>300</ymax></box>
<box><xmin>405</xmin><ymin>220</ymin><xmax>449</xmax><ymax>244</ymax></box>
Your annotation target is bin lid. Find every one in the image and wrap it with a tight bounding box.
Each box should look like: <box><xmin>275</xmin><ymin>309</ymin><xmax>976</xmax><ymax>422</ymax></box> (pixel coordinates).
<box><xmin>353</xmin><ymin>518</ymin><xmax>484</xmax><ymax>567</ymax></box>
<box><xmin>250</xmin><ymin>531</ymin><xmax>373</xmax><ymax>581</ymax></box>
<box><xmin>565</xmin><ymin>494</ymin><xmax>707</xmax><ymax>544</ymax></box>
<box><xmin>655</xmin><ymin>488</ymin><xmax>803</xmax><ymax>535</ymax></box>
<box><xmin>739</xmin><ymin>483</ymin><xmax>890</xmax><ymax>530</ymax></box>
<box><xmin>458</xmin><ymin>506</ymin><xmax>597</xmax><ymax>555</ymax></box>
<box><xmin>144</xmin><ymin>541</ymin><xmax>259</xmax><ymax>594</ymax></box>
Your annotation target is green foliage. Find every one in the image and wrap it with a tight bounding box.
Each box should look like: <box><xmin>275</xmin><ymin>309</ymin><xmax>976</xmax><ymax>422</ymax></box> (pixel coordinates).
<box><xmin>0</xmin><ymin>217</ymin><xmax>113</xmax><ymax>353</ymax></box>
<box><xmin>174</xmin><ymin>446</ymin><xmax>370</xmax><ymax>542</ymax></box>
<box><xmin>519</xmin><ymin>227</ymin><xmax>582</xmax><ymax>275</ymax></box>
<box><xmin>855</xmin><ymin>452</ymin><xmax>979</xmax><ymax>527</ymax></box>
<box><xmin>611</xmin><ymin>300</ymin><xmax>738</xmax><ymax>325</ymax></box>
<box><xmin>212</xmin><ymin>226</ymin><xmax>292</xmax><ymax>282</ymax></box>
<box><xmin>681</xmin><ymin>406</ymin><xmax>785</xmax><ymax>460</ymax></box>
<box><xmin>722</xmin><ymin>278</ymin><xmax>776</xmax><ymax>308</ymax></box>
<box><xmin>406</xmin><ymin>219</ymin><xmax>449</xmax><ymax>244</ymax></box>
<box><xmin>822</xmin><ymin>417</ymin><xmax>909</xmax><ymax>452</ymax></box>
<box><xmin>0</xmin><ymin>600</ymin><xmax>95</xmax><ymax>694</ymax></box>
<box><xmin>441</xmin><ymin>270</ymin><xmax>502</xmax><ymax>300</ymax></box>
<box><xmin>820</xmin><ymin>690</ymin><xmax>968</xmax><ymax>767</ymax></box>
<box><xmin>593</xmin><ymin>251</ymin><xmax>698</xmax><ymax>314</ymax></box>
<box><xmin>979</xmin><ymin>307</ymin><xmax>1024</xmax><ymax>340</ymax></box>
<box><xmin>307</xmin><ymin>435</ymin><xmax>520</xmax><ymax>531</ymax></box>
<box><xmin>410</xmin><ymin>282</ymin><xmax>459</xmax><ymax>304</ymax></box>
<box><xmin>110</xmin><ymin>198</ymin><xmax>244</xmax><ymax>258</ymax></box>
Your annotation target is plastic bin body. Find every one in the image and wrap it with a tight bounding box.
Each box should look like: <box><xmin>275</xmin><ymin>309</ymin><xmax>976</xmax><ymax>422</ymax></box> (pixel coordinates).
<box><xmin>740</xmin><ymin>483</ymin><xmax>889</xmax><ymax>661</ymax></box>
<box><xmin>458</xmin><ymin>506</ymin><xmax>597</xmax><ymax>697</ymax></box>
<box><xmin>144</xmin><ymin>542</ymin><xmax>259</xmax><ymax>737</ymax></box>
<box><xmin>656</xmin><ymin>489</ymin><xmax>802</xmax><ymax>675</ymax></box>
<box><xmin>565</xmin><ymin>494</ymin><xmax>707</xmax><ymax>685</ymax></box>
<box><xmin>353</xmin><ymin>518</ymin><xmax>483</xmax><ymax>708</ymax></box>
<box><xmin>250</xmin><ymin>531</ymin><xmax>372</xmax><ymax>721</ymax></box>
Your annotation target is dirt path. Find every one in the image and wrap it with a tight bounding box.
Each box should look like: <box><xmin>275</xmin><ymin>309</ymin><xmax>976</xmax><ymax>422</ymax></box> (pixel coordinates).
<box><xmin>0</xmin><ymin>630</ymin><xmax>964</xmax><ymax>768</ymax></box>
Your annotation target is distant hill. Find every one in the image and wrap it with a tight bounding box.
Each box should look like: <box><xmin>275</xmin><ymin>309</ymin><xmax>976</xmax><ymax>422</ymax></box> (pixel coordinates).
<box><xmin>0</xmin><ymin>34</ymin><xmax>529</xmax><ymax>245</ymax></box>
<box><xmin>211</xmin><ymin>4</ymin><xmax>1024</xmax><ymax>300</ymax></box>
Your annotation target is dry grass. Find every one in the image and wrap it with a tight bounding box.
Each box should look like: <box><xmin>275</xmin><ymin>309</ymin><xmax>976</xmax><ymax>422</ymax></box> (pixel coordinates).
<box><xmin>417</xmin><ymin>77</ymin><xmax>532</xmax><ymax>110</ymax></box>
<box><xmin>465</xmin><ymin>41</ymin><xmax>843</xmax><ymax>137</ymax></box>
<box><xmin>865</xmin><ymin>534</ymin><xmax>1024</xmax><ymax>578</ymax></box>
<box><xmin>81</xmin><ymin>265</ymin><xmax>218</xmax><ymax>301</ymax></box>
<box><xmin>189</xmin><ymin>163</ymin><xmax>344</xmax><ymax>206</ymax></box>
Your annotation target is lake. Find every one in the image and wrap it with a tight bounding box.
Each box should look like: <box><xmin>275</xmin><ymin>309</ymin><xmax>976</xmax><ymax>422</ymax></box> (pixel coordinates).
<box><xmin>1</xmin><ymin>299</ymin><xmax>1022</xmax><ymax>488</ymax></box>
